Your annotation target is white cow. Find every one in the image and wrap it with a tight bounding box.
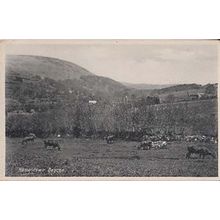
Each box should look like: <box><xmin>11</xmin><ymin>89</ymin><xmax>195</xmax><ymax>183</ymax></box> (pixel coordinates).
<box><xmin>151</xmin><ymin>141</ymin><xmax>167</xmax><ymax>149</ymax></box>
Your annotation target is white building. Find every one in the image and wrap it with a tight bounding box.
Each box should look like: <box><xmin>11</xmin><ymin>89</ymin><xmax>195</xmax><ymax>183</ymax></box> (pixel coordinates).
<box><xmin>89</xmin><ymin>100</ymin><xmax>97</xmax><ymax>104</ymax></box>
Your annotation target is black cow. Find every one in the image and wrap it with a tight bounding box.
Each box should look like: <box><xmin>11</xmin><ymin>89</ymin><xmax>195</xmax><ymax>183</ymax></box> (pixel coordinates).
<box><xmin>186</xmin><ymin>146</ymin><xmax>215</xmax><ymax>159</ymax></box>
<box><xmin>106</xmin><ymin>135</ymin><xmax>114</xmax><ymax>144</ymax></box>
<box><xmin>44</xmin><ymin>140</ymin><xmax>61</xmax><ymax>151</ymax></box>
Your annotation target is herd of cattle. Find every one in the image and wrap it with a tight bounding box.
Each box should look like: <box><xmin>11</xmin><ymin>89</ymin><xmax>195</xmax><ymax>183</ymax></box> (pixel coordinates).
<box><xmin>20</xmin><ymin>133</ymin><xmax>217</xmax><ymax>159</ymax></box>
<box><xmin>136</xmin><ymin>134</ymin><xmax>217</xmax><ymax>152</ymax></box>
<box><xmin>137</xmin><ymin>140</ymin><xmax>167</xmax><ymax>150</ymax></box>
<box><xmin>140</xmin><ymin>134</ymin><xmax>218</xmax><ymax>143</ymax></box>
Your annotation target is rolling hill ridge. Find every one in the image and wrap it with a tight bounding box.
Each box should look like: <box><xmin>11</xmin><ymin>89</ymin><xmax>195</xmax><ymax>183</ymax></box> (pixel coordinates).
<box><xmin>6</xmin><ymin>55</ymin><xmax>217</xmax><ymax>106</ymax></box>
<box><xmin>6</xmin><ymin>55</ymin><xmax>94</xmax><ymax>80</ymax></box>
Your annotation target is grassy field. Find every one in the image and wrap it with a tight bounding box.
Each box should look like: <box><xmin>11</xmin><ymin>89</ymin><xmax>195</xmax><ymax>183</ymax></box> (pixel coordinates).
<box><xmin>5</xmin><ymin>138</ymin><xmax>218</xmax><ymax>177</ymax></box>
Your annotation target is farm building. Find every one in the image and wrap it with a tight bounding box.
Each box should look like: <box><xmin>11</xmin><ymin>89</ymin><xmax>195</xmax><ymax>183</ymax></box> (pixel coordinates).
<box><xmin>89</xmin><ymin>100</ymin><xmax>97</xmax><ymax>104</ymax></box>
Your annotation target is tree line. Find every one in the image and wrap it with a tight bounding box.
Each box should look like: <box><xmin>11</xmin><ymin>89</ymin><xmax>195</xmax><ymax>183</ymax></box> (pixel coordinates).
<box><xmin>6</xmin><ymin>98</ymin><xmax>217</xmax><ymax>138</ymax></box>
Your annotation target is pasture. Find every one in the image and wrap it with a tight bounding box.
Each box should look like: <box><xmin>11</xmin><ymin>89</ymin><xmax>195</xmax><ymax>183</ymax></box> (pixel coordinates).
<box><xmin>6</xmin><ymin>138</ymin><xmax>218</xmax><ymax>177</ymax></box>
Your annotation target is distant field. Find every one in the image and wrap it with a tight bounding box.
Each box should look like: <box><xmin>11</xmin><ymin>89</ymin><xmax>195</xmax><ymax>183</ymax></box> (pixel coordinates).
<box><xmin>153</xmin><ymin>99</ymin><xmax>218</xmax><ymax>120</ymax></box>
<box><xmin>153</xmin><ymin>98</ymin><xmax>217</xmax><ymax>110</ymax></box>
<box><xmin>6</xmin><ymin>138</ymin><xmax>218</xmax><ymax>177</ymax></box>
<box><xmin>158</xmin><ymin>88</ymin><xmax>204</xmax><ymax>101</ymax></box>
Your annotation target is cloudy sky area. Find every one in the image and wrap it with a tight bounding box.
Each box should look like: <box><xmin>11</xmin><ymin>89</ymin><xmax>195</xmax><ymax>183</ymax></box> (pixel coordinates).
<box><xmin>6</xmin><ymin>41</ymin><xmax>218</xmax><ymax>84</ymax></box>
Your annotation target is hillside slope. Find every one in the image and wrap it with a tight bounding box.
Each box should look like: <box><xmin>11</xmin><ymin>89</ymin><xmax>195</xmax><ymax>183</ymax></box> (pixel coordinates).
<box><xmin>5</xmin><ymin>55</ymin><xmax>127</xmax><ymax>106</ymax></box>
<box><xmin>6</xmin><ymin>55</ymin><xmax>94</xmax><ymax>80</ymax></box>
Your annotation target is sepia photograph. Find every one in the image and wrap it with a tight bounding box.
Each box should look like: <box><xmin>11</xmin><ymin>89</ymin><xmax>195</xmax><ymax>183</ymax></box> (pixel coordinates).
<box><xmin>1</xmin><ymin>40</ymin><xmax>219</xmax><ymax>179</ymax></box>
<box><xmin>1</xmin><ymin>2</ymin><xmax>220</xmax><ymax>220</ymax></box>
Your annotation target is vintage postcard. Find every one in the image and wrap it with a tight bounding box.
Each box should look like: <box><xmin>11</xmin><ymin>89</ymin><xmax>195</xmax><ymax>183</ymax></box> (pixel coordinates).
<box><xmin>0</xmin><ymin>40</ymin><xmax>219</xmax><ymax>180</ymax></box>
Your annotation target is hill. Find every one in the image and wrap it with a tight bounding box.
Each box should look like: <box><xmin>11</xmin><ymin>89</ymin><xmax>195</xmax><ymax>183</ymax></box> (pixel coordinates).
<box><xmin>5</xmin><ymin>54</ymin><xmax>217</xmax><ymax>112</ymax></box>
<box><xmin>150</xmin><ymin>83</ymin><xmax>217</xmax><ymax>103</ymax></box>
<box><xmin>5</xmin><ymin>55</ymin><xmax>127</xmax><ymax>109</ymax></box>
<box><xmin>151</xmin><ymin>84</ymin><xmax>202</xmax><ymax>94</ymax></box>
<box><xmin>6</xmin><ymin>55</ymin><xmax>94</xmax><ymax>80</ymax></box>
<box><xmin>122</xmin><ymin>82</ymin><xmax>176</xmax><ymax>90</ymax></box>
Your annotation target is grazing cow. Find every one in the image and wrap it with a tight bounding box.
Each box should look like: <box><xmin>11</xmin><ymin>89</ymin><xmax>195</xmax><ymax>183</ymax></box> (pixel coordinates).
<box><xmin>44</xmin><ymin>140</ymin><xmax>61</xmax><ymax>151</ymax></box>
<box><xmin>22</xmin><ymin>134</ymin><xmax>36</xmax><ymax>145</ymax></box>
<box><xmin>151</xmin><ymin>141</ymin><xmax>167</xmax><ymax>149</ymax></box>
<box><xmin>106</xmin><ymin>135</ymin><xmax>114</xmax><ymax>144</ymax></box>
<box><xmin>137</xmin><ymin>141</ymin><xmax>152</xmax><ymax>150</ymax></box>
<box><xmin>186</xmin><ymin>146</ymin><xmax>215</xmax><ymax>159</ymax></box>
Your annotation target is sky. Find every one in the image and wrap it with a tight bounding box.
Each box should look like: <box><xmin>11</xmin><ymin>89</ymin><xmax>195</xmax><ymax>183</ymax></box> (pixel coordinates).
<box><xmin>6</xmin><ymin>40</ymin><xmax>218</xmax><ymax>84</ymax></box>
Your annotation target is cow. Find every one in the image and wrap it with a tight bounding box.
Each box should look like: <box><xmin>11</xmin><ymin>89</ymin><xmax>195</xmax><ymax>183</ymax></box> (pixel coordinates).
<box><xmin>151</xmin><ymin>141</ymin><xmax>167</xmax><ymax>150</ymax></box>
<box><xmin>186</xmin><ymin>146</ymin><xmax>215</xmax><ymax>159</ymax></box>
<box><xmin>105</xmin><ymin>135</ymin><xmax>114</xmax><ymax>144</ymax></box>
<box><xmin>44</xmin><ymin>140</ymin><xmax>61</xmax><ymax>151</ymax></box>
<box><xmin>137</xmin><ymin>141</ymin><xmax>152</xmax><ymax>150</ymax></box>
<box><xmin>22</xmin><ymin>133</ymin><xmax>36</xmax><ymax>145</ymax></box>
